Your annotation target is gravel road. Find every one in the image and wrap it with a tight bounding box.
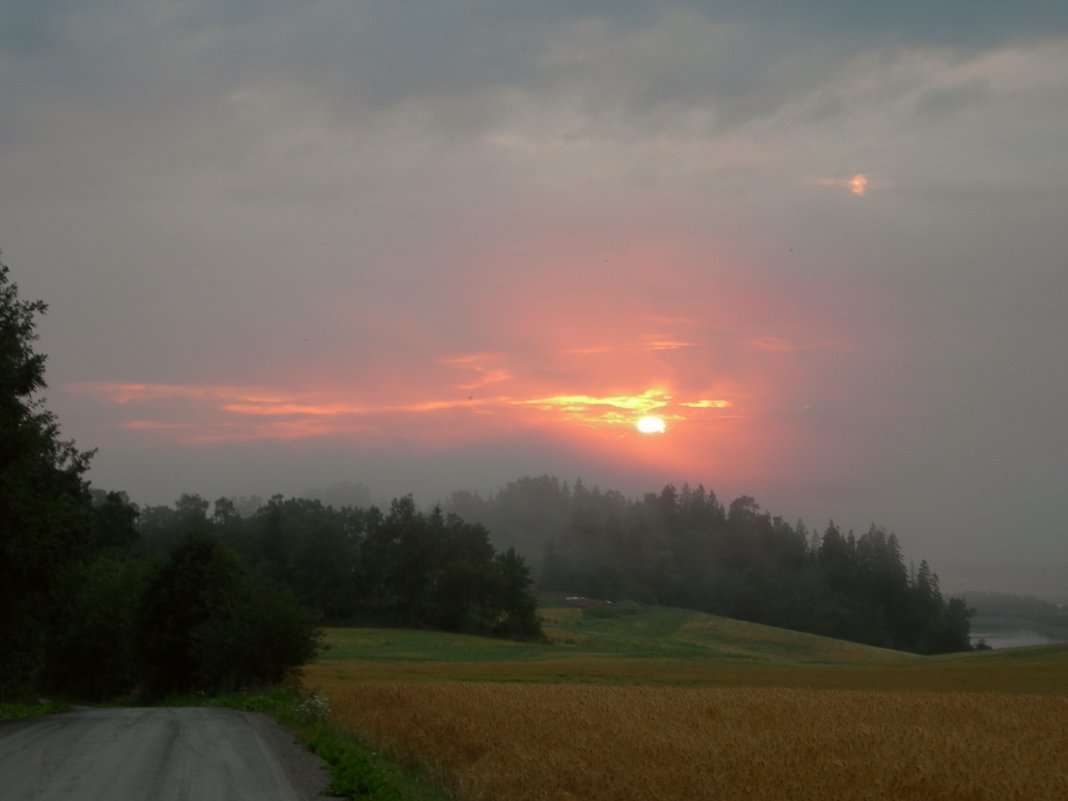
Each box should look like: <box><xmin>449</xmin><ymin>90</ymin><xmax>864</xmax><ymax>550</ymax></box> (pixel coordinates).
<box><xmin>0</xmin><ymin>706</ymin><xmax>340</xmax><ymax>801</ymax></box>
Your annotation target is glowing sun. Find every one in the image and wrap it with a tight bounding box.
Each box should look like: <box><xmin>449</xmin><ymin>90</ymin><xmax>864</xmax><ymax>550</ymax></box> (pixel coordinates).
<box><xmin>636</xmin><ymin>415</ymin><xmax>666</xmax><ymax>434</ymax></box>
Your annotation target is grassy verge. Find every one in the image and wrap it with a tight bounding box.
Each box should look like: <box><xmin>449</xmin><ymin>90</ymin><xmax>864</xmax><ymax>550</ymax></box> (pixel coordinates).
<box><xmin>0</xmin><ymin>700</ymin><xmax>69</xmax><ymax>722</ymax></box>
<box><xmin>204</xmin><ymin>684</ymin><xmax>454</xmax><ymax>801</ymax></box>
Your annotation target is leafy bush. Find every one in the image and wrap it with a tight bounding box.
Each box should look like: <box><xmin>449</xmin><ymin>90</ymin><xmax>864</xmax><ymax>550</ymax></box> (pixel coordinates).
<box><xmin>191</xmin><ymin>570</ymin><xmax>322</xmax><ymax>692</ymax></box>
<box><xmin>140</xmin><ymin>535</ymin><xmax>320</xmax><ymax>697</ymax></box>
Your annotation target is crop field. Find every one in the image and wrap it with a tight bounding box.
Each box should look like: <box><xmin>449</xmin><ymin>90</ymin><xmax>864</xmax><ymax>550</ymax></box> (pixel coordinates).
<box><xmin>303</xmin><ymin>606</ymin><xmax>1068</xmax><ymax>800</ymax></box>
<box><xmin>318</xmin><ymin>683</ymin><xmax>1067</xmax><ymax>801</ymax></box>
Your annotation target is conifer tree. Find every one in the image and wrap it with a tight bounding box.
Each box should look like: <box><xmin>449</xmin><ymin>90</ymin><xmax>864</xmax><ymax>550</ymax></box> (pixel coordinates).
<box><xmin>0</xmin><ymin>256</ymin><xmax>94</xmax><ymax>698</ymax></box>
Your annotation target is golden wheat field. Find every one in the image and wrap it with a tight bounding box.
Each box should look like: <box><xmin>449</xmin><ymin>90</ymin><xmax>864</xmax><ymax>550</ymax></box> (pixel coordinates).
<box><xmin>307</xmin><ymin>680</ymin><xmax>1068</xmax><ymax>801</ymax></box>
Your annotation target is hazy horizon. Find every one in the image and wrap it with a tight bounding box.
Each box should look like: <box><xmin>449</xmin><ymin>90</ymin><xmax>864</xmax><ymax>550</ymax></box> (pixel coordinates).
<box><xmin>98</xmin><ymin>467</ymin><xmax>1067</xmax><ymax>603</ymax></box>
<box><xmin>4</xmin><ymin>1</ymin><xmax>1066</xmax><ymax>602</ymax></box>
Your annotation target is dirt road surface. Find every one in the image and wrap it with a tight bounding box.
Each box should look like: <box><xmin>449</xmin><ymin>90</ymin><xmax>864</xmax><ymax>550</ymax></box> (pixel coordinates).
<box><xmin>0</xmin><ymin>706</ymin><xmax>337</xmax><ymax>801</ymax></box>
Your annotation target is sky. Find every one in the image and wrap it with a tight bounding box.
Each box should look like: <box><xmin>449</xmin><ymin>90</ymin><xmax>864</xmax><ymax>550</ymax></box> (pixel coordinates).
<box><xmin>3</xmin><ymin>0</ymin><xmax>1067</xmax><ymax>598</ymax></box>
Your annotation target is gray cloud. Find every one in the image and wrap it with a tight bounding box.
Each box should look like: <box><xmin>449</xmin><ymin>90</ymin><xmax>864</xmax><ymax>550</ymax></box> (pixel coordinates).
<box><xmin>6</xmin><ymin>0</ymin><xmax>1064</xmax><ymax>155</ymax></box>
<box><xmin>3</xmin><ymin>0</ymin><xmax>1068</xmax><ymax>599</ymax></box>
<box><xmin>914</xmin><ymin>78</ymin><xmax>992</xmax><ymax>117</ymax></box>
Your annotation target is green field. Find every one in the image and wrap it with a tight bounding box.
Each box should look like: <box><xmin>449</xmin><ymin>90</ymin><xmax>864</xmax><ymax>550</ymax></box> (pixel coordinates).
<box><xmin>307</xmin><ymin>603</ymin><xmax>1068</xmax><ymax>693</ymax></box>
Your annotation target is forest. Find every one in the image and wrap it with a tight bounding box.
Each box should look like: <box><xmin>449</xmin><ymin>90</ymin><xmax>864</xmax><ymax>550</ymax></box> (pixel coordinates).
<box><xmin>118</xmin><ymin>469</ymin><xmax>976</xmax><ymax>658</ymax></box>
<box><xmin>133</xmin><ymin>491</ymin><xmax>542</xmax><ymax>638</ymax></box>
<box><xmin>446</xmin><ymin>476</ymin><xmax>974</xmax><ymax>654</ymax></box>
<box><xmin>129</xmin><ymin>472</ymin><xmax>975</xmax><ymax>657</ymax></box>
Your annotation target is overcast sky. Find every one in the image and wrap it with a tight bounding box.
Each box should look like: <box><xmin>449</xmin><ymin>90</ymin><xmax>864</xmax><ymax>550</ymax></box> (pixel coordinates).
<box><xmin>3</xmin><ymin>1</ymin><xmax>1066</xmax><ymax>598</ymax></box>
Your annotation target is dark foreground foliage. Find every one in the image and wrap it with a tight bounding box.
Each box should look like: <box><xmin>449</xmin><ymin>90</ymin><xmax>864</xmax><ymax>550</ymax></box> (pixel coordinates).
<box><xmin>139</xmin><ymin>535</ymin><xmax>321</xmax><ymax>697</ymax></box>
<box><xmin>135</xmin><ymin>494</ymin><xmax>543</xmax><ymax>639</ymax></box>
<box><xmin>0</xmin><ymin>258</ymin><xmax>95</xmax><ymax>698</ymax></box>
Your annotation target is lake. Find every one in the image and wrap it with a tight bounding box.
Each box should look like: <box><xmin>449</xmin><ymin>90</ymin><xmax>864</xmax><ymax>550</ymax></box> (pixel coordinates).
<box><xmin>970</xmin><ymin>629</ymin><xmax>1063</xmax><ymax>649</ymax></box>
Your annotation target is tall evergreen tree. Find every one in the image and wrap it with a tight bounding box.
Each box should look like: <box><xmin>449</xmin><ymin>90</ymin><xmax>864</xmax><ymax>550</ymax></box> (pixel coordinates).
<box><xmin>0</xmin><ymin>257</ymin><xmax>95</xmax><ymax>698</ymax></box>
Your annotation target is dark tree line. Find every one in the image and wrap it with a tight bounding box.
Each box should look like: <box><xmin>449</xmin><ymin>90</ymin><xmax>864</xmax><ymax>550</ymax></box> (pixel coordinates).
<box><xmin>135</xmin><ymin>493</ymin><xmax>542</xmax><ymax>639</ymax></box>
<box><xmin>448</xmin><ymin>477</ymin><xmax>974</xmax><ymax>654</ymax></box>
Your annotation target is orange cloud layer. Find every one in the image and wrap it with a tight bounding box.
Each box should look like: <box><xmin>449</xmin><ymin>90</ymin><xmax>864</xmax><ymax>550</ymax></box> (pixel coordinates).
<box><xmin>65</xmin><ymin>374</ymin><xmax>739</xmax><ymax>480</ymax></box>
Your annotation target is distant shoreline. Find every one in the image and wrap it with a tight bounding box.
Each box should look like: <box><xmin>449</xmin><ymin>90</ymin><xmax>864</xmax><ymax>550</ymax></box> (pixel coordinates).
<box><xmin>969</xmin><ymin>627</ymin><xmax>1067</xmax><ymax>649</ymax></box>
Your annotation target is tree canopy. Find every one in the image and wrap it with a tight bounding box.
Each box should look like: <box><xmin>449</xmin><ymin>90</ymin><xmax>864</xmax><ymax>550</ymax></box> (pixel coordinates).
<box><xmin>0</xmin><ymin>258</ymin><xmax>95</xmax><ymax>697</ymax></box>
<box><xmin>134</xmin><ymin>492</ymin><xmax>544</xmax><ymax>639</ymax></box>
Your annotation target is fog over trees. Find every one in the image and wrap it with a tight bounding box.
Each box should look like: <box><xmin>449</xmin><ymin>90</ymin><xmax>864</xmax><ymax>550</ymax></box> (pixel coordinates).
<box><xmin>963</xmin><ymin>591</ymin><xmax>1068</xmax><ymax>639</ymax></box>
<box><xmin>130</xmin><ymin>472</ymin><xmax>974</xmax><ymax>657</ymax></box>
<box><xmin>446</xmin><ymin>476</ymin><xmax>974</xmax><ymax>654</ymax></box>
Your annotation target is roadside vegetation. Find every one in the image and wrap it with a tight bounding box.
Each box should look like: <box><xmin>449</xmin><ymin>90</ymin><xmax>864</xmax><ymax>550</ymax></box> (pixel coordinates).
<box><xmin>196</xmin><ymin>685</ymin><xmax>454</xmax><ymax>801</ymax></box>
<box><xmin>0</xmin><ymin>701</ymin><xmax>68</xmax><ymax>722</ymax></box>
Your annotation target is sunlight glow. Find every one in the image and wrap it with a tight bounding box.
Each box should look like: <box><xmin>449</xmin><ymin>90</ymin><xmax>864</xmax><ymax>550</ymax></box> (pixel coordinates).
<box><xmin>636</xmin><ymin>416</ymin><xmax>666</xmax><ymax>434</ymax></box>
<box><xmin>819</xmin><ymin>173</ymin><xmax>871</xmax><ymax>197</ymax></box>
<box><xmin>679</xmin><ymin>400</ymin><xmax>731</xmax><ymax>409</ymax></box>
<box><xmin>522</xmin><ymin>388</ymin><xmax>671</xmax><ymax>415</ymax></box>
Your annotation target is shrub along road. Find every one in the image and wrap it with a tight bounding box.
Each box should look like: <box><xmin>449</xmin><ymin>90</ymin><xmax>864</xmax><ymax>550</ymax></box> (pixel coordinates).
<box><xmin>0</xmin><ymin>706</ymin><xmax>336</xmax><ymax>800</ymax></box>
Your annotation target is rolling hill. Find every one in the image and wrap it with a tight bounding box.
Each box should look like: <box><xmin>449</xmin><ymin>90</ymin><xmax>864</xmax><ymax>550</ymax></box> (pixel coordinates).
<box><xmin>304</xmin><ymin>601</ymin><xmax>1068</xmax><ymax>692</ymax></box>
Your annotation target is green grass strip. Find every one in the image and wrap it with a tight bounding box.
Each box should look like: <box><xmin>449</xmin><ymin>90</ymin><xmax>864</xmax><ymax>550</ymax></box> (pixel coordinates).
<box><xmin>211</xmin><ymin>685</ymin><xmax>454</xmax><ymax>801</ymax></box>
<box><xmin>0</xmin><ymin>701</ymin><xmax>69</xmax><ymax>722</ymax></box>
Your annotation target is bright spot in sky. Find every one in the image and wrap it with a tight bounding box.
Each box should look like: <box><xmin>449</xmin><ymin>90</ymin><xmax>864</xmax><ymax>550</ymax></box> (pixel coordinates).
<box><xmin>636</xmin><ymin>416</ymin><xmax>666</xmax><ymax>434</ymax></box>
<box><xmin>818</xmin><ymin>173</ymin><xmax>871</xmax><ymax>196</ymax></box>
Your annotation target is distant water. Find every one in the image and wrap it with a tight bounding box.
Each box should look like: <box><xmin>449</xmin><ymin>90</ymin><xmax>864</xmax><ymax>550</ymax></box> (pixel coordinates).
<box><xmin>970</xmin><ymin>629</ymin><xmax>1063</xmax><ymax>649</ymax></box>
